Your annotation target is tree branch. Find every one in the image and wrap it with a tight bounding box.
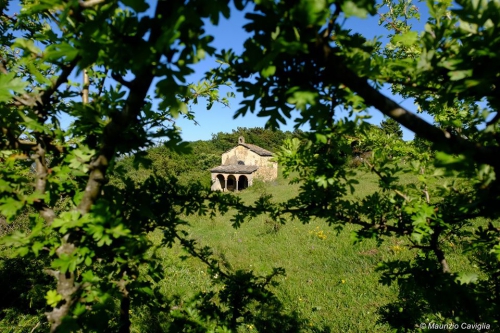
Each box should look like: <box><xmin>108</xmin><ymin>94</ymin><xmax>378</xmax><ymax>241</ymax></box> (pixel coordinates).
<box><xmin>36</xmin><ymin>57</ymin><xmax>79</xmax><ymax>118</ymax></box>
<box><xmin>82</xmin><ymin>69</ymin><xmax>89</xmax><ymax>104</ymax></box>
<box><xmin>77</xmin><ymin>1</ymin><xmax>171</xmax><ymax>216</ymax></box>
<box><xmin>117</xmin><ymin>270</ymin><xmax>131</xmax><ymax>333</ymax></box>
<box><xmin>1</xmin><ymin>127</ymin><xmax>37</xmax><ymax>151</ymax></box>
<box><xmin>95</xmin><ymin>71</ymin><xmax>107</xmax><ymax>100</ymax></box>
<box><xmin>44</xmin><ymin>256</ymin><xmax>80</xmax><ymax>332</ymax></box>
<box><xmin>111</xmin><ymin>72</ymin><xmax>133</xmax><ymax>88</ymax></box>
<box><xmin>31</xmin><ymin>136</ymin><xmax>57</xmax><ymax>224</ymax></box>
<box><xmin>79</xmin><ymin>0</ymin><xmax>106</xmax><ymax>8</ymax></box>
<box><xmin>0</xmin><ymin>57</ymin><xmax>8</xmax><ymax>74</ymax></box>
<box><xmin>430</xmin><ymin>227</ymin><xmax>450</xmax><ymax>273</ymax></box>
<box><xmin>0</xmin><ymin>12</ymin><xmax>18</xmax><ymax>25</ymax></box>
<box><xmin>364</xmin><ymin>160</ymin><xmax>411</xmax><ymax>201</ymax></box>
<box><xmin>318</xmin><ymin>44</ymin><xmax>500</xmax><ymax>168</ymax></box>
<box><xmin>320</xmin><ymin>4</ymin><xmax>340</xmax><ymax>39</ymax></box>
<box><xmin>1</xmin><ymin>127</ymin><xmax>64</xmax><ymax>154</ymax></box>
<box><xmin>46</xmin><ymin>4</ymin><xmax>173</xmax><ymax>329</ymax></box>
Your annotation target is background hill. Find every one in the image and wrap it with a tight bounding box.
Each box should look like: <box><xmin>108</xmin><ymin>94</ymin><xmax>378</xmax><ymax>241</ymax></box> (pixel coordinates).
<box><xmin>114</xmin><ymin>127</ymin><xmax>303</xmax><ymax>188</ymax></box>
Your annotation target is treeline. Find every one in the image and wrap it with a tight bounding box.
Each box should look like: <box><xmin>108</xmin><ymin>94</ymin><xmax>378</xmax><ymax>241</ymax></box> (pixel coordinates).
<box><xmin>114</xmin><ymin>127</ymin><xmax>303</xmax><ymax>187</ymax></box>
<box><xmin>210</xmin><ymin>127</ymin><xmax>304</xmax><ymax>152</ymax></box>
<box><xmin>114</xmin><ymin>122</ymin><xmax>433</xmax><ymax>188</ymax></box>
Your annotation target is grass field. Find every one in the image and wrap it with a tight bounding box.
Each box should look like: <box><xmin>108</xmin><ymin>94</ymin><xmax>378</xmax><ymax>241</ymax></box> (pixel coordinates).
<box><xmin>0</xmin><ymin>166</ymin><xmax>481</xmax><ymax>333</ymax></box>
<box><xmin>132</xmin><ymin>169</ymin><xmax>479</xmax><ymax>332</ymax></box>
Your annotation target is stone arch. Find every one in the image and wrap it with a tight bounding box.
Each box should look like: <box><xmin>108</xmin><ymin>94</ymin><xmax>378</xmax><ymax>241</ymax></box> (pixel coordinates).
<box><xmin>238</xmin><ymin>160</ymin><xmax>245</xmax><ymax>165</ymax></box>
<box><xmin>238</xmin><ymin>175</ymin><xmax>248</xmax><ymax>191</ymax></box>
<box><xmin>227</xmin><ymin>175</ymin><xmax>237</xmax><ymax>191</ymax></box>
<box><xmin>215</xmin><ymin>174</ymin><xmax>225</xmax><ymax>191</ymax></box>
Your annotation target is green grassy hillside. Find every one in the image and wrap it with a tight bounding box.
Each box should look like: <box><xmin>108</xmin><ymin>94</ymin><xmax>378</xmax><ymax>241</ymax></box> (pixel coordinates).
<box><xmin>130</xmin><ymin>169</ymin><xmax>478</xmax><ymax>332</ymax></box>
<box><xmin>1</xmin><ymin>129</ymin><xmax>485</xmax><ymax>332</ymax></box>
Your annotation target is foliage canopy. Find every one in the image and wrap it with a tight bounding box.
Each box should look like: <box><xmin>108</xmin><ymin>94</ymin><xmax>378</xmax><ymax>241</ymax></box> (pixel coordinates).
<box><xmin>1</xmin><ymin>0</ymin><xmax>500</xmax><ymax>332</ymax></box>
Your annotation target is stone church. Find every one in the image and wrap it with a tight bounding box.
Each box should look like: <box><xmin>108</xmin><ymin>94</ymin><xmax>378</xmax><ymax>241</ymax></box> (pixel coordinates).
<box><xmin>210</xmin><ymin>137</ymin><xmax>278</xmax><ymax>191</ymax></box>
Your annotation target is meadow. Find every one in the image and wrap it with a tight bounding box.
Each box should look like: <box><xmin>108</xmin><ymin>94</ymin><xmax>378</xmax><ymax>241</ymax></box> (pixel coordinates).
<box><xmin>0</xmin><ymin>134</ymin><xmax>484</xmax><ymax>332</ymax></box>
<box><xmin>130</xmin><ymin>169</ymin><xmax>478</xmax><ymax>332</ymax></box>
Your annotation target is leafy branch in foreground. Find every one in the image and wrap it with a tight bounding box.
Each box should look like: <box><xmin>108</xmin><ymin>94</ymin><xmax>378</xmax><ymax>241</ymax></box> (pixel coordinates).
<box><xmin>1</xmin><ymin>0</ymin><xmax>249</xmax><ymax>331</ymax></box>
<box><xmin>2</xmin><ymin>0</ymin><xmax>500</xmax><ymax>331</ymax></box>
<box><xmin>221</xmin><ymin>0</ymin><xmax>500</xmax><ymax>328</ymax></box>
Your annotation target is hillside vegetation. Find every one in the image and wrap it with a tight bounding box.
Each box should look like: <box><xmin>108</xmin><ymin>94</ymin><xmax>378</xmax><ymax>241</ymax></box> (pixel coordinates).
<box><xmin>1</xmin><ymin>126</ymin><xmax>487</xmax><ymax>332</ymax></box>
<box><xmin>118</xmin><ymin>147</ymin><xmax>479</xmax><ymax>332</ymax></box>
<box><xmin>108</xmin><ymin>129</ymin><xmax>478</xmax><ymax>332</ymax></box>
<box><xmin>2</xmin><ymin>0</ymin><xmax>499</xmax><ymax>331</ymax></box>
<box><xmin>114</xmin><ymin>127</ymin><xmax>302</xmax><ymax>188</ymax></box>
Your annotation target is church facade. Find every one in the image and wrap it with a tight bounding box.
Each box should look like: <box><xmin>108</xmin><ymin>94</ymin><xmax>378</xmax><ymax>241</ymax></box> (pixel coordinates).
<box><xmin>210</xmin><ymin>137</ymin><xmax>278</xmax><ymax>191</ymax></box>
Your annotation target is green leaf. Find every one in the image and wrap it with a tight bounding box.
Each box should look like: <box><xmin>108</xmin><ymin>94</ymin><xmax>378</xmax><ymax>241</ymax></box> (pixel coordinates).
<box><xmin>0</xmin><ymin>179</ymin><xmax>13</xmax><ymax>192</ymax></box>
<box><xmin>139</xmin><ymin>286</ymin><xmax>154</xmax><ymax>296</ymax></box>
<box><xmin>82</xmin><ymin>270</ymin><xmax>99</xmax><ymax>283</ymax></box>
<box><xmin>16</xmin><ymin>246</ymin><xmax>30</xmax><ymax>257</ymax></box>
<box><xmin>85</xmin><ymin>256</ymin><xmax>92</xmax><ymax>266</ymax></box>
<box><xmin>32</xmin><ymin>241</ymin><xmax>44</xmax><ymax>256</ymax></box>
<box><xmin>315</xmin><ymin>133</ymin><xmax>328</xmax><ymax>144</ymax></box>
<box><xmin>456</xmin><ymin>272</ymin><xmax>478</xmax><ymax>285</ymax></box>
<box><xmin>45</xmin><ymin>290</ymin><xmax>63</xmax><ymax>307</ymax></box>
<box><xmin>12</xmin><ymin>38</ymin><xmax>42</xmax><ymax>55</ymax></box>
<box><xmin>286</xmin><ymin>89</ymin><xmax>317</xmax><ymax>110</ymax></box>
<box><xmin>260</xmin><ymin>65</ymin><xmax>276</xmax><ymax>78</ymax></box>
<box><xmin>435</xmin><ymin>152</ymin><xmax>467</xmax><ymax>167</ymax></box>
<box><xmin>121</xmin><ymin>0</ymin><xmax>150</xmax><ymax>13</ymax></box>
<box><xmin>73</xmin><ymin>303</ymin><xmax>86</xmax><ymax>316</ymax></box>
<box><xmin>0</xmin><ymin>197</ymin><xmax>24</xmax><ymax>220</ymax></box>
<box><xmin>411</xmin><ymin>232</ymin><xmax>424</xmax><ymax>244</ymax></box>
<box><xmin>0</xmin><ymin>72</ymin><xmax>29</xmax><ymax>102</ymax></box>
<box><xmin>27</xmin><ymin>62</ymin><xmax>52</xmax><ymax>85</ymax></box>
<box><xmin>341</xmin><ymin>0</ymin><xmax>376</xmax><ymax>18</ymax></box>
<box><xmin>44</xmin><ymin>43</ymin><xmax>79</xmax><ymax>62</ymax></box>
<box><xmin>296</xmin><ymin>0</ymin><xmax>329</xmax><ymax>25</ymax></box>
<box><xmin>448</xmin><ymin>69</ymin><xmax>472</xmax><ymax>81</ymax></box>
<box><xmin>491</xmin><ymin>244</ymin><xmax>500</xmax><ymax>260</ymax></box>
<box><xmin>109</xmin><ymin>224</ymin><xmax>131</xmax><ymax>238</ymax></box>
<box><xmin>392</xmin><ymin>31</ymin><xmax>419</xmax><ymax>46</ymax></box>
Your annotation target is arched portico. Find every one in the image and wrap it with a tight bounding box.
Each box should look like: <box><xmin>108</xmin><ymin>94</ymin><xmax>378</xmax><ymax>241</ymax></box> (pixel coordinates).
<box><xmin>211</xmin><ymin>174</ymin><xmax>226</xmax><ymax>191</ymax></box>
<box><xmin>217</xmin><ymin>174</ymin><xmax>225</xmax><ymax>191</ymax></box>
<box><xmin>210</xmin><ymin>137</ymin><xmax>277</xmax><ymax>191</ymax></box>
<box><xmin>210</xmin><ymin>165</ymin><xmax>258</xmax><ymax>192</ymax></box>
<box><xmin>238</xmin><ymin>175</ymin><xmax>248</xmax><ymax>190</ymax></box>
<box><xmin>227</xmin><ymin>175</ymin><xmax>237</xmax><ymax>191</ymax></box>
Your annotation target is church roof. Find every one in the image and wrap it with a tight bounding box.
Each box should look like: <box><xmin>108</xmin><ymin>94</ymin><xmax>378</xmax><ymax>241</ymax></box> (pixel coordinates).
<box><xmin>238</xmin><ymin>143</ymin><xmax>273</xmax><ymax>156</ymax></box>
<box><xmin>221</xmin><ymin>136</ymin><xmax>274</xmax><ymax>157</ymax></box>
<box><xmin>210</xmin><ymin>165</ymin><xmax>259</xmax><ymax>174</ymax></box>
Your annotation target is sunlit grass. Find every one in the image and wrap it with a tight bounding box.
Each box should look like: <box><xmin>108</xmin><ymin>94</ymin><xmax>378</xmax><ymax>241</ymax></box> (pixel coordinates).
<box><xmin>131</xmin><ymin>166</ymin><xmax>486</xmax><ymax>332</ymax></box>
<box><xmin>135</xmin><ymin>170</ymin><xmax>408</xmax><ymax>331</ymax></box>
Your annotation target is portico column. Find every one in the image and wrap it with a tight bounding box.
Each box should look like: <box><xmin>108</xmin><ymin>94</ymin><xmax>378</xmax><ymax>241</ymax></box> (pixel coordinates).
<box><xmin>236</xmin><ymin>177</ymin><xmax>239</xmax><ymax>192</ymax></box>
<box><xmin>224</xmin><ymin>176</ymin><xmax>227</xmax><ymax>192</ymax></box>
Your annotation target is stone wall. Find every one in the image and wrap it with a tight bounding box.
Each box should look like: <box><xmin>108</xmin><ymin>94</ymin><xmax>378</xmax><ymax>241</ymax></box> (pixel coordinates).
<box><xmin>254</xmin><ymin>160</ymin><xmax>278</xmax><ymax>181</ymax></box>
<box><xmin>221</xmin><ymin>146</ymin><xmax>278</xmax><ymax>182</ymax></box>
<box><xmin>222</xmin><ymin>146</ymin><xmax>263</xmax><ymax>166</ymax></box>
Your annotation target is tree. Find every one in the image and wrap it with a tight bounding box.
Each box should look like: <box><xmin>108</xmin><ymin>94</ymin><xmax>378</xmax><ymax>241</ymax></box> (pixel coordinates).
<box><xmin>1</xmin><ymin>1</ymin><xmax>288</xmax><ymax>332</ymax></box>
<box><xmin>1</xmin><ymin>0</ymin><xmax>500</xmax><ymax>332</ymax></box>
<box><xmin>220</xmin><ymin>0</ymin><xmax>500</xmax><ymax>329</ymax></box>
<box><xmin>210</xmin><ymin>127</ymin><xmax>297</xmax><ymax>152</ymax></box>
<box><xmin>380</xmin><ymin>117</ymin><xmax>403</xmax><ymax>139</ymax></box>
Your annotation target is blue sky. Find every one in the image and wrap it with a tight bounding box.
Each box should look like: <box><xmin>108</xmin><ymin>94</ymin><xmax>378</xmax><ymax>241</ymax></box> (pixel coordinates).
<box><xmin>170</xmin><ymin>1</ymin><xmax>434</xmax><ymax>142</ymax></box>
<box><xmin>6</xmin><ymin>0</ymin><xmax>435</xmax><ymax>142</ymax></box>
